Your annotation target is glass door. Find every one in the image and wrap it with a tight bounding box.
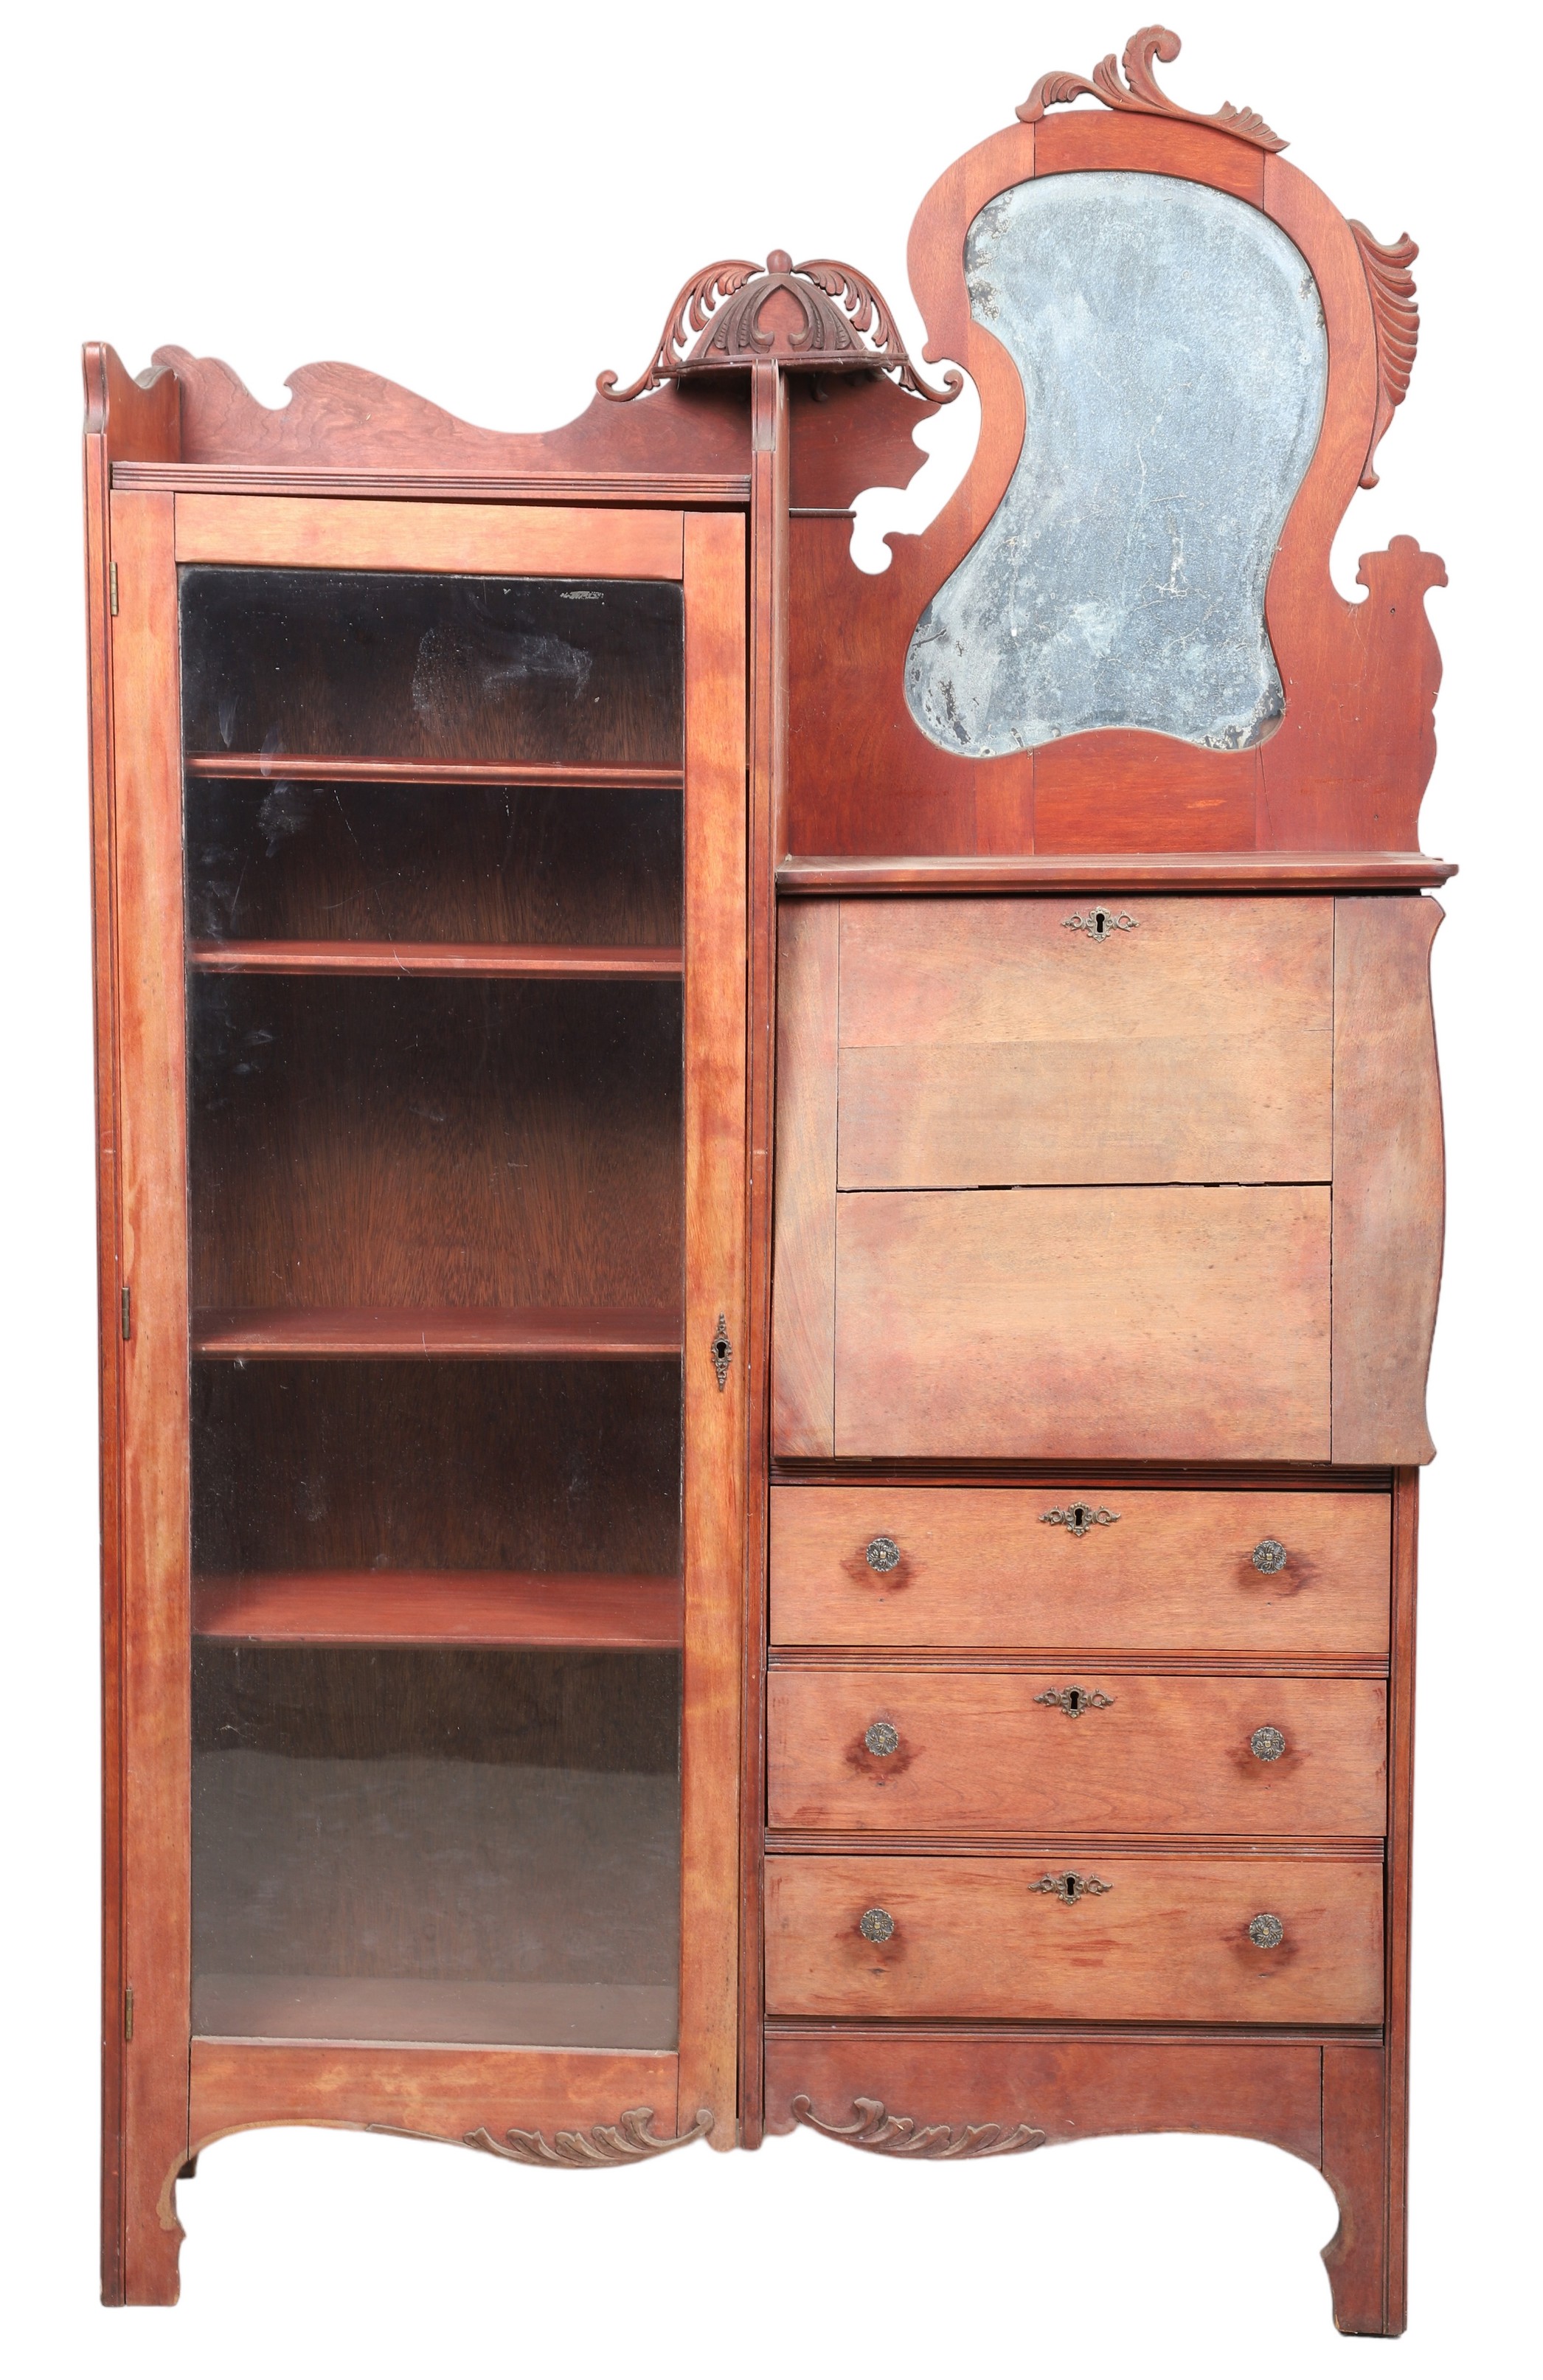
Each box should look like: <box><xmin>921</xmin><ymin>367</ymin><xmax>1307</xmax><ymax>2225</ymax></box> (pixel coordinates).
<box><xmin>159</xmin><ymin>506</ymin><xmax>743</xmax><ymax>2096</ymax></box>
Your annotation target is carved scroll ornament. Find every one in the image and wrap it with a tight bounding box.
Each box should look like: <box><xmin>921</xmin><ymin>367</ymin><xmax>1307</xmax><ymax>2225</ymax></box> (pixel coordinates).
<box><xmin>1350</xmin><ymin>222</ymin><xmax>1421</xmax><ymax>487</ymax></box>
<box><xmin>1017</xmin><ymin>24</ymin><xmax>1286</xmax><ymax>153</ymax></box>
<box><xmin>600</xmin><ymin>252</ymin><xmax>960</xmax><ymax>404</ymax></box>
<box><xmin>465</xmin><ymin>2105</ymin><xmax>712</xmax><ymax>2168</ymax></box>
<box><xmin>791</xmin><ymin>2094</ymin><xmax>1047</xmax><ymax>2159</ymax></box>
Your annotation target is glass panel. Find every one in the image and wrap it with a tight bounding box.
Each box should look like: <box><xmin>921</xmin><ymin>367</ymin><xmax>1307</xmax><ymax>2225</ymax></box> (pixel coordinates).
<box><xmin>181</xmin><ymin>570</ymin><xmax>682</xmax><ymax>766</ymax></box>
<box><xmin>905</xmin><ymin>172</ymin><xmax>1328</xmax><ymax>757</ymax></box>
<box><xmin>186</xmin><ymin>782</ymin><xmax>682</xmax><ymax>948</ymax></box>
<box><xmin>181</xmin><ymin>564</ymin><xmax>685</xmax><ymax>2049</ymax></box>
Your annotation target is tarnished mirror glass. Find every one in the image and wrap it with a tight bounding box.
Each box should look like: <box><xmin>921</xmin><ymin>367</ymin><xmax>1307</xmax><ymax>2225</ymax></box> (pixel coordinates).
<box><xmin>905</xmin><ymin>172</ymin><xmax>1328</xmax><ymax>756</ymax></box>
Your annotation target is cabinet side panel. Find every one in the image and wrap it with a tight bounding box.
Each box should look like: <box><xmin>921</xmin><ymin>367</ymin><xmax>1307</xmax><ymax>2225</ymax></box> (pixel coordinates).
<box><xmin>110</xmin><ymin>492</ymin><xmax>192</xmax><ymax>2302</ymax></box>
<box><xmin>1331</xmin><ymin>897</ymin><xmax>1443</xmax><ymax>1462</ymax></box>
<box><xmin>771</xmin><ymin>902</ymin><xmax>838</xmax><ymax>1455</ymax></box>
<box><xmin>86</xmin><ymin>405</ymin><xmax>125</xmax><ymax>2308</ymax></box>
<box><xmin>677</xmin><ymin>512</ymin><xmax>748</xmax><ymax>2143</ymax></box>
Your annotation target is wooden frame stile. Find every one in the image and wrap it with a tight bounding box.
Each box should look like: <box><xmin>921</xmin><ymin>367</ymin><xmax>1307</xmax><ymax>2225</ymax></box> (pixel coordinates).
<box><xmin>108</xmin><ymin>486</ymin><xmax>194</xmax><ymax>2305</ymax></box>
<box><xmin>679</xmin><ymin>505</ymin><xmax>749</xmax><ymax>2143</ymax></box>
<box><xmin>85</xmin><ymin>347</ymin><xmax>181</xmax><ymax>2308</ymax></box>
<box><xmin>738</xmin><ymin>359</ymin><xmax>790</xmax><ymax>2147</ymax></box>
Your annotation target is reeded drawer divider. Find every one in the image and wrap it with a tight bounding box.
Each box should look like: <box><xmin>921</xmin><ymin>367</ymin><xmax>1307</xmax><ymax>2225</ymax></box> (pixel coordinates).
<box><xmin>769</xmin><ymin>1650</ymin><xmax>1390</xmax><ymax>1678</ymax></box>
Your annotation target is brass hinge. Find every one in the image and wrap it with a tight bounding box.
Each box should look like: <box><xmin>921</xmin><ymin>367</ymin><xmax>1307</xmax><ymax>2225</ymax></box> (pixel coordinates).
<box><xmin>109</xmin><ymin>562</ymin><xmax>119</xmax><ymax>617</ymax></box>
<box><xmin>121</xmin><ymin>1285</ymin><xmax>132</xmax><ymax>1341</ymax></box>
<box><xmin>124</xmin><ymin>1983</ymin><xmax>134</xmax><ymax>2042</ymax></box>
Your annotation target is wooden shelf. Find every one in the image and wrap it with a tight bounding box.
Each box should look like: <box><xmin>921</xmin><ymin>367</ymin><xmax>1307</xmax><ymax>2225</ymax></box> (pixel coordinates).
<box><xmin>193</xmin><ymin>1570</ymin><xmax>683</xmax><ymax>1648</ymax></box>
<box><xmin>191</xmin><ymin>939</ymin><xmax>682</xmax><ymax>979</ymax></box>
<box><xmin>185</xmin><ymin>754</ymin><xmax>682</xmax><ymax>790</ymax></box>
<box><xmin>191</xmin><ymin>1305</ymin><xmax>683</xmax><ymax>1359</ymax></box>
<box><xmin>777</xmin><ymin>850</ymin><xmax>1458</xmax><ymax>894</ymax></box>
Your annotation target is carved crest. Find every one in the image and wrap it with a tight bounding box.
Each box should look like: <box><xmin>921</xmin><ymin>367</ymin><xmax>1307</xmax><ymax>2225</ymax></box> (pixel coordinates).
<box><xmin>1017</xmin><ymin>24</ymin><xmax>1286</xmax><ymax>153</ymax></box>
<box><xmin>791</xmin><ymin>2093</ymin><xmax>1047</xmax><ymax>2159</ymax></box>
<box><xmin>1350</xmin><ymin>222</ymin><xmax>1420</xmax><ymax>488</ymax></box>
<box><xmin>465</xmin><ymin>2105</ymin><xmax>712</xmax><ymax>2168</ymax></box>
<box><xmin>600</xmin><ymin>252</ymin><xmax>960</xmax><ymax>403</ymax></box>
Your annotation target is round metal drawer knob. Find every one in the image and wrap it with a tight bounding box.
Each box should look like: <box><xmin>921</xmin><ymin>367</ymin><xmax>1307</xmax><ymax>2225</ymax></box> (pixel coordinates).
<box><xmin>1252</xmin><ymin>1538</ymin><xmax>1288</xmax><ymax>1573</ymax></box>
<box><xmin>1248</xmin><ymin>1912</ymin><xmax>1285</xmax><ymax>1951</ymax></box>
<box><xmin>865</xmin><ymin>1535</ymin><xmax>901</xmax><ymax>1574</ymax></box>
<box><xmin>864</xmin><ymin>1720</ymin><xmax>901</xmax><ymax>1757</ymax></box>
<box><xmin>859</xmin><ymin>1906</ymin><xmax>895</xmax><ymax>1944</ymax></box>
<box><xmin>1250</xmin><ymin>1725</ymin><xmax>1287</xmax><ymax>1762</ymax></box>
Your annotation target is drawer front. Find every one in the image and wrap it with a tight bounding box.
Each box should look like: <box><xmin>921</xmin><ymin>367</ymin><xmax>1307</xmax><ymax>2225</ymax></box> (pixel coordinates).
<box><xmin>768</xmin><ymin>1672</ymin><xmax>1387</xmax><ymax>1836</ymax></box>
<box><xmin>770</xmin><ymin>1486</ymin><xmax>1390</xmax><ymax>1653</ymax></box>
<box><xmin>838</xmin><ymin>896</ymin><xmax>1333</xmax><ymax>1189</ymax></box>
<box><xmin>764</xmin><ymin>1853</ymin><xmax>1383</xmax><ymax>2024</ymax></box>
<box><xmin>834</xmin><ymin>1184</ymin><xmax>1330</xmax><ymax>1460</ymax></box>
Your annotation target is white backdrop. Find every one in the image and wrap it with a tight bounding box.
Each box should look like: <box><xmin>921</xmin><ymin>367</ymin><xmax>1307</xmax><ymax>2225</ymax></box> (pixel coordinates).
<box><xmin>2</xmin><ymin>4</ymin><xmax>1537</xmax><ymax>2373</ymax></box>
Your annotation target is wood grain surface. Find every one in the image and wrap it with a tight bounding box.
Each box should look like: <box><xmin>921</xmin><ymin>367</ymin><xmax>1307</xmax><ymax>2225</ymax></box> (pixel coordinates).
<box><xmin>764</xmin><ymin>2031</ymin><xmax>1324</xmax><ymax>2166</ymax></box>
<box><xmin>837</xmin><ymin>896</ymin><xmax>1331</xmax><ymax>1187</ymax></box>
<box><xmin>108</xmin><ymin>493</ymin><xmax>193</xmax><ymax>2303</ymax></box>
<box><xmin>193</xmin><ymin>1570</ymin><xmax>682</xmax><ymax>1648</ymax></box>
<box><xmin>769</xmin><ymin>1484</ymin><xmax>1390</xmax><ymax>1653</ymax></box>
<box><xmin>1331</xmin><ymin>897</ymin><xmax>1443</xmax><ymax>1463</ymax></box>
<box><xmin>767</xmin><ymin>1671</ymin><xmax>1386</xmax><ymax>1835</ymax></box>
<box><xmin>190</xmin><ymin>2041</ymin><xmax>680</xmax><ymax>2156</ymax></box>
<box><xmin>676</xmin><ymin>512</ymin><xmax>748</xmax><ymax>2145</ymax></box>
<box><xmin>835</xmin><ymin>1186</ymin><xmax>1331</xmax><ymax>1459</ymax></box>
<box><xmin>174</xmin><ymin>495</ymin><xmax>684</xmax><ymax>578</ymax></box>
<box><xmin>770</xmin><ymin>902</ymin><xmax>838</xmax><ymax>1455</ymax></box>
<box><xmin>191</xmin><ymin>1306</ymin><xmax>682</xmax><ymax>1359</ymax></box>
<box><xmin>764</xmin><ymin>1853</ymin><xmax>1383</xmax><ymax>2023</ymax></box>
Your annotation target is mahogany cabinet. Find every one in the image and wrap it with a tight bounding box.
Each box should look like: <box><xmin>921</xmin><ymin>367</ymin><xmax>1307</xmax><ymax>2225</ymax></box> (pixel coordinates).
<box><xmin>86</xmin><ymin>24</ymin><xmax>1447</xmax><ymax>2336</ymax></box>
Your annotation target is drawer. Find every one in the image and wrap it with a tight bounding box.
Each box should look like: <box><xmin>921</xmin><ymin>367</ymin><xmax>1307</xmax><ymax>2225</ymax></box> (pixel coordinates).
<box><xmin>769</xmin><ymin>1487</ymin><xmax>1390</xmax><ymax>1654</ymax></box>
<box><xmin>837</xmin><ymin>896</ymin><xmax>1333</xmax><ymax>1189</ymax></box>
<box><xmin>768</xmin><ymin>1672</ymin><xmax>1387</xmax><ymax>1836</ymax></box>
<box><xmin>763</xmin><ymin>1853</ymin><xmax>1384</xmax><ymax>2024</ymax></box>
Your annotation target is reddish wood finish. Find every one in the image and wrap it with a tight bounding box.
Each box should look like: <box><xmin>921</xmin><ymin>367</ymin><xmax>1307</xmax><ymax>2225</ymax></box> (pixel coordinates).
<box><xmin>784</xmin><ymin>108</ymin><xmax>1445</xmax><ymax>859</ymax></box>
<box><xmin>764</xmin><ymin>2031</ymin><xmax>1323</xmax><ymax>2165</ymax></box>
<box><xmin>155</xmin><ymin>345</ymin><xmax>752</xmax><ymax>480</ymax></box>
<box><xmin>109</xmin><ymin>493</ymin><xmax>193</xmax><ymax>2304</ymax></box>
<box><xmin>739</xmin><ymin>363</ymin><xmax>791</xmax><ymax>2146</ymax></box>
<box><xmin>190</xmin><ymin>2041</ymin><xmax>681</xmax><ymax>2159</ymax></box>
<box><xmin>84</xmin><ymin>345</ymin><xmax>180</xmax><ymax>2310</ymax></box>
<box><xmin>193</xmin><ymin>1570</ymin><xmax>682</xmax><ymax>1648</ymax></box>
<box><xmin>1382</xmin><ymin>1468</ymin><xmax>1418</xmax><ymax>2334</ymax></box>
<box><xmin>767</xmin><ymin>1671</ymin><xmax>1387</xmax><ymax>1836</ymax></box>
<box><xmin>779</xmin><ymin>851</ymin><xmax>1456</xmax><ymax>892</ymax></box>
<box><xmin>836</xmin><ymin>896</ymin><xmax>1333</xmax><ymax>1190</ymax></box>
<box><xmin>1330</xmin><ymin>899</ymin><xmax>1443</xmax><ymax>1463</ymax></box>
<box><xmin>764</xmin><ymin>1853</ymin><xmax>1383</xmax><ymax>2024</ymax></box>
<box><xmin>190</xmin><ymin>1305</ymin><xmax>682</xmax><ymax>1359</ymax></box>
<box><xmin>770</xmin><ymin>902</ymin><xmax>838</xmax><ymax>1456</ymax></box>
<box><xmin>184</xmin><ymin>755</ymin><xmax>682</xmax><ymax>789</ymax></box>
<box><xmin>769</xmin><ymin>1484</ymin><xmax>1391</xmax><ymax>1656</ymax></box>
<box><xmin>676</xmin><ymin>511</ymin><xmax>749</xmax><ymax>2145</ymax></box>
<box><xmin>175</xmin><ymin>494</ymin><xmax>684</xmax><ymax>577</ymax></box>
<box><xmin>834</xmin><ymin>1186</ymin><xmax>1331</xmax><ymax>1461</ymax></box>
<box><xmin>1322</xmin><ymin>2042</ymin><xmax>1391</xmax><ymax>2333</ymax></box>
<box><xmin>191</xmin><ymin>940</ymin><xmax>682</xmax><ymax>979</ymax></box>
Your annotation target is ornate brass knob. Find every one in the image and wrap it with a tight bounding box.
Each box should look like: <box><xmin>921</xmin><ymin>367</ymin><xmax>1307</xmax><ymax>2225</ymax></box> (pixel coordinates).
<box><xmin>859</xmin><ymin>1906</ymin><xmax>895</xmax><ymax>1943</ymax></box>
<box><xmin>864</xmin><ymin>1720</ymin><xmax>900</xmax><ymax>1757</ymax></box>
<box><xmin>1250</xmin><ymin>1725</ymin><xmax>1287</xmax><ymax>1762</ymax></box>
<box><xmin>1252</xmin><ymin>1538</ymin><xmax>1287</xmax><ymax>1573</ymax></box>
<box><xmin>865</xmin><ymin>1535</ymin><xmax>901</xmax><ymax>1573</ymax></box>
<box><xmin>1032</xmin><ymin>1871</ymin><xmax>1112</xmax><ymax>1903</ymax></box>
<box><xmin>1033</xmin><ymin>1685</ymin><xmax>1115</xmax><ymax>1718</ymax></box>
<box><xmin>1248</xmin><ymin>1913</ymin><xmax>1285</xmax><ymax>1950</ymax></box>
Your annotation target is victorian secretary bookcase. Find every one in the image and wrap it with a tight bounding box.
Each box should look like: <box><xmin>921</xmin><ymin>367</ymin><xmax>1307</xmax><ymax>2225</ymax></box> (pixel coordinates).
<box><xmin>85</xmin><ymin>26</ymin><xmax>1449</xmax><ymax>2334</ymax></box>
